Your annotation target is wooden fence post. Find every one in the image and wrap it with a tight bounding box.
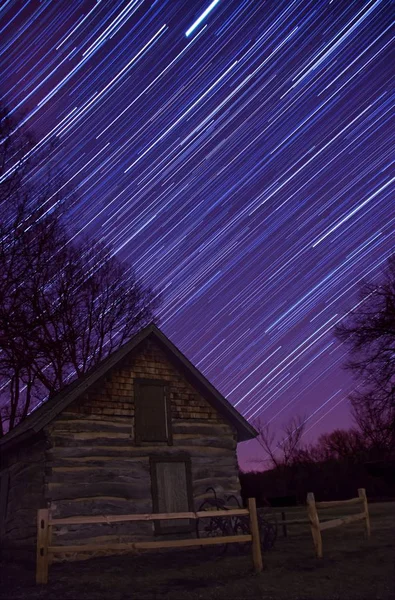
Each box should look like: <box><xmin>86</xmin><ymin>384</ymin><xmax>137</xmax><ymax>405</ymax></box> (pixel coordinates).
<box><xmin>358</xmin><ymin>488</ymin><xmax>370</xmax><ymax>539</ymax></box>
<box><xmin>248</xmin><ymin>498</ymin><xmax>263</xmax><ymax>572</ymax></box>
<box><xmin>36</xmin><ymin>508</ymin><xmax>49</xmax><ymax>584</ymax></box>
<box><xmin>307</xmin><ymin>493</ymin><xmax>322</xmax><ymax>558</ymax></box>
<box><xmin>281</xmin><ymin>511</ymin><xmax>287</xmax><ymax>538</ymax></box>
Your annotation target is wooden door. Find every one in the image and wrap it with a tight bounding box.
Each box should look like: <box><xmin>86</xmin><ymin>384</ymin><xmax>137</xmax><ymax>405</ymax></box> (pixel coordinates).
<box><xmin>150</xmin><ymin>457</ymin><xmax>193</xmax><ymax>534</ymax></box>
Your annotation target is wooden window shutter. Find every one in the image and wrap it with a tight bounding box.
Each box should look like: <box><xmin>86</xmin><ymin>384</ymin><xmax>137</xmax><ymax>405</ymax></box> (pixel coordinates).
<box><xmin>135</xmin><ymin>380</ymin><xmax>171</xmax><ymax>444</ymax></box>
<box><xmin>150</xmin><ymin>457</ymin><xmax>193</xmax><ymax>534</ymax></box>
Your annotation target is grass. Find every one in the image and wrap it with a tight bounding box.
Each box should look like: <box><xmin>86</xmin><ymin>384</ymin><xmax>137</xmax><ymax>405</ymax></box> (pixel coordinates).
<box><xmin>1</xmin><ymin>501</ymin><xmax>394</xmax><ymax>600</ymax></box>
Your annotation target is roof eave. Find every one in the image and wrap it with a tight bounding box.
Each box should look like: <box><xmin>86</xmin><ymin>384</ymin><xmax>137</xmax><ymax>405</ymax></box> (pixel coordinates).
<box><xmin>0</xmin><ymin>323</ymin><xmax>257</xmax><ymax>448</ymax></box>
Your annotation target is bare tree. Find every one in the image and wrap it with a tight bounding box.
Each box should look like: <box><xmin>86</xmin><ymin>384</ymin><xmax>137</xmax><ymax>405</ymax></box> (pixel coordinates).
<box><xmin>0</xmin><ymin>105</ymin><xmax>159</xmax><ymax>434</ymax></box>
<box><xmin>313</xmin><ymin>428</ymin><xmax>366</xmax><ymax>462</ymax></box>
<box><xmin>336</xmin><ymin>256</ymin><xmax>395</xmax><ymax>454</ymax></box>
<box><xmin>349</xmin><ymin>391</ymin><xmax>395</xmax><ymax>459</ymax></box>
<box><xmin>254</xmin><ymin>414</ymin><xmax>307</xmax><ymax>469</ymax></box>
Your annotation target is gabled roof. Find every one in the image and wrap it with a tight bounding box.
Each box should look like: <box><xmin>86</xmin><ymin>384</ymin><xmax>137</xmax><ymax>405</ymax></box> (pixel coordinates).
<box><xmin>0</xmin><ymin>324</ymin><xmax>257</xmax><ymax>451</ymax></box>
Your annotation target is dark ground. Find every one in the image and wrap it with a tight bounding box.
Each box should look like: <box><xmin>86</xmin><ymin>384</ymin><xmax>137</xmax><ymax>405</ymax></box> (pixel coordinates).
<box><xmin>1</xmin><ymin>502</ymin><xmax>394</xmax><ymax>600</ymax></box>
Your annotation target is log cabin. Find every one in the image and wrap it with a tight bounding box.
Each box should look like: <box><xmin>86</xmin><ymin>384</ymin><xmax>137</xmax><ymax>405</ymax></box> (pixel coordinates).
<box><xmin>0</xmin><ymin>324</ymin><xmax>256</xmax><ymax>560</ymax></box>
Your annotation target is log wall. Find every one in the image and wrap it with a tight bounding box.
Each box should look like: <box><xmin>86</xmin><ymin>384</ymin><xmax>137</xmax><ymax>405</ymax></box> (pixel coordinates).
<box><xmin>44</xmin><ymin>338</ymin><xmax>240</xmax><ymax>557</ymax></box>
<box><xmin>0</xmin><ymin>435</ymin><xmax>46</xmax><ymax>558</ymax></box>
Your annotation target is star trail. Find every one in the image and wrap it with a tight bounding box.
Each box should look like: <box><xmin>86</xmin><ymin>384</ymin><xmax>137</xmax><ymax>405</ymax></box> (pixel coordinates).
<box><xmin>1</xmin><ymin>0</ymin><xmax>394</xmax><ymax>468</ymax></box>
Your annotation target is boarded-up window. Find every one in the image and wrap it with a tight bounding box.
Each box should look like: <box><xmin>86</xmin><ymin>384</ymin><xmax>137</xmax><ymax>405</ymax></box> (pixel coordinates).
<box><xmin>134</xmin><ymin>380</ymin><xmax>171</xmax><ymax>444</ymax></box>
<box><xmin>150</xmin><ymin>457</ymin><xmax>193</xmax><ymax>534</ymax></box>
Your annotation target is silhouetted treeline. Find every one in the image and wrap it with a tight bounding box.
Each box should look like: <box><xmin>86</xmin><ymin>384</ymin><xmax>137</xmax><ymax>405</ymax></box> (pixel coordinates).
<box><xmin>240</xmin><ymin>427</ymin><xmax>395</xmax><ymax>505</ymax></box>
<box><xmin>240</xmin><ymin>459</ymin><xmax>395</xmax><ymax>507</ymax></box>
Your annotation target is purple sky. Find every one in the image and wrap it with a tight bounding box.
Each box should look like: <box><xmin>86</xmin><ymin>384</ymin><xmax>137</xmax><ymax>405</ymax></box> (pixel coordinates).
<box><xmin>1</xmin><ymin>1</ymin><xmax>394</xmax><ymax>469</ymax></box>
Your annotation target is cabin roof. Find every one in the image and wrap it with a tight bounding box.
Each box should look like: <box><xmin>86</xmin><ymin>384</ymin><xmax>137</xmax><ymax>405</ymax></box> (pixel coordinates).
<box><xmin>0</xmin><ymin>324</ymin><xmax>257</xmax><ymax>451</ymax></box>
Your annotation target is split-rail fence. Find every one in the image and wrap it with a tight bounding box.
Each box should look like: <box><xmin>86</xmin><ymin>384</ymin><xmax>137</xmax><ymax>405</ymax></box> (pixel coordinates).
<box><xmin>36</xmin><ymin>497</ymin><xmax>262</xmax><ymax>584</ymax></box>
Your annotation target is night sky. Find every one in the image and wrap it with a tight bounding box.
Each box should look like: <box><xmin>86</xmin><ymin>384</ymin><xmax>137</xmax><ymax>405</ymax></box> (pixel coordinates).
<box><xmin>1</xmin><ymin>1</ymin><xmax>394</xmax><ymax>469</ymax></box>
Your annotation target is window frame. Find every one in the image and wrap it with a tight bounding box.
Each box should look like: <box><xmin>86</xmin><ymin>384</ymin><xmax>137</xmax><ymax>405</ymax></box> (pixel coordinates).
<box><xmin>134</xmin><ymin>378</ymin><xmax>172</xmax><ymax>446</ymax></box>
<box><xmin>150</xmin><ymin>454</ymin><xmax>194</xmax><ymax>535</ymax></box>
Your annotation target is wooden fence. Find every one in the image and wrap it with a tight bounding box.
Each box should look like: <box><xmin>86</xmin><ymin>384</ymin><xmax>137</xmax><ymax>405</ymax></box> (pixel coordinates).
<box><xmin>36</xmin><ymin>497</ymin><xmax>262</xmax><ymax>584</ymax></box>
<box><xmin>307</xmin><ymin>487</ymin><xmax>370</xmax><ymax>558</ymax></box>
<box><xmin>280</xmin><ymin>488</ymin><xmax>370</xmax><ymax>558</ymax></box>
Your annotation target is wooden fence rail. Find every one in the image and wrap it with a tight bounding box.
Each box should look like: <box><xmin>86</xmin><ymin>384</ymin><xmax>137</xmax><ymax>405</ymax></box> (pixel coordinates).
<box><xmin>277</xmin><ymin>488</ymin><xmax>370</xmax><ymax>558</ymax></box>
<box><xmin>307</xmin><ymin>488</ymin><xmax>370</xmax><ymax>558</ymax></box>
<box><xmin>36</xmin><ymin>497</ymin><xmax>262</xmax><ymax>584</ymax></box>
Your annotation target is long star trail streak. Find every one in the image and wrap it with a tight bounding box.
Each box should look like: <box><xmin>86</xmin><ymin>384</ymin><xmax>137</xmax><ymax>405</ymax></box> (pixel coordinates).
<box><xmin>1</xmin><ymin>1</ymin><xmax>394</xmax><ymax>467</ymax></box>
<box><xmin>185</xmin><ymin>0</ymin><xmax>221</xmax><ymax>37</ymax></box>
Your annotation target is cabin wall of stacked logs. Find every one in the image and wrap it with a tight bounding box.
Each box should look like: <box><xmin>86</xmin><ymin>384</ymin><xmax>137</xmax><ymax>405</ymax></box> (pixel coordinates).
<box><xmin>43</xmin><ymin>339</ymin><xmax>240</xmax><ymax>550</ymax></box>
<box><xmin>1</xmin><ymin>437</ymin><xmax>46</xmax><ymax>552</ymax></box>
